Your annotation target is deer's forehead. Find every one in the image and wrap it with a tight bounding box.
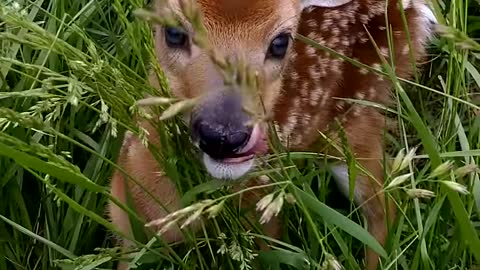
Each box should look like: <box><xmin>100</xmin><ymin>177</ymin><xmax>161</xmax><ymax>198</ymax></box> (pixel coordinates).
<box><xmin>197</xmin><ymin>0</ymin><xmax>299</xmax><ymax>37</ymax></box>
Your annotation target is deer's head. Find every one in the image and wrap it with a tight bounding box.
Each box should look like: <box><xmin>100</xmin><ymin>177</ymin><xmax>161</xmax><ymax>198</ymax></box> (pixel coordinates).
<box><xmin>150</xmin><ymin>0</ymin><xmax>427</xmax><ymax>180</ymax></box>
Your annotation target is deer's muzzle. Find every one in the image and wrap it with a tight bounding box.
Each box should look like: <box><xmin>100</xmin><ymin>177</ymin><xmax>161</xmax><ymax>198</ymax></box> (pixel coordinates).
<box><xmin>190</xmin><ymin>89</ymin><xmax>268</xmax><ymax>180</ymax></box>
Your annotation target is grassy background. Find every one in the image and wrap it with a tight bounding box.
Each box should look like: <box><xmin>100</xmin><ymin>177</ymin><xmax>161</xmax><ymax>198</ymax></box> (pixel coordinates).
<box><xmin>1</xmin><ymin>0</ymin><xmax>480</xmax><ymax>269</ymax></box>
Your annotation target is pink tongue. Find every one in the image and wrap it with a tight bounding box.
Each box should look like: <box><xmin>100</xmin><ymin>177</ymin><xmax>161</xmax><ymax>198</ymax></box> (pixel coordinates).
<box><xmin>222</xmin><ymin>125</ymin><xmax>267</xmax><ymax>163</ymax></box>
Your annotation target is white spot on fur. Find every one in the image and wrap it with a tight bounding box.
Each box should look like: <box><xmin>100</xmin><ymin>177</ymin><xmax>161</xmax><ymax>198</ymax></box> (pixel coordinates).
<box><xmin>274</xmin><ymin>122</ymin><xmax>287</xmax><ymax>145</ymax></box>
<box><xmin>306</xmin><ymin>46</ymin><xmax>316</xmax><ymax>56</ymax></box>
<box><xmin>281</xmin><ymin>107</ymin><xmax>301</xmax><ymax>144</ymax></box>
<box><xmin>319</xmin><ymin>90</ymin><xmax>331</xmax><ymax>107</ymax></box>
<box><xmin>301</xmin><ymin>81</ymin><xmax>309</xmax><ymax>97</ymax></box>
<box><xmin>329</xmin><ymin>164</ymin><xmax>362</xmax><ymax>203</ymax></box>
<box><xmin>359</xmin><ymin>68</ymin><xmax>369</xmax><ymax>75</ymax></box>
<box><xmin>290</xmin><ymin>51</ymin><xmax>298</xmax><ymax>60</ymax></box>
<box><xmin>327</xmin><ymin>36</ymin><xmax>340</xmax><ymax>48</ymax></box>
<box><xmin>380</xmin><ymin>47</ymin><xmax>389</xmax><ymax>57</ymax></box>
<box><xmin>402</xmin><ymin>44</ymin><xmax>410</xmax><ymax>55</ymax></box>
<box><xmin>307</xmin><ymin>19</ymin><xmax>318</xmax><ymax>28</ymax></box>
<box><xmin>352</xmin><ymin>106</ymin><xmax>363</xmax><ymax>117</ymax></box>
<box><xmin>307</xmin><ymin>31</ymin><xmax>320</xmax><ymax>41</ymax></box>
<box><xmin>360</xmin><ymin>14</ymin><xmax>369</xmax><ymax>24</ymax></box>
<box><xmin>291</xmin><ymin>71</ymin><xmax>299</xmax><ymax>81</ymax></box>
<box><xmin>418</xmin><ymin>3</ymin><xmax>437</xmax><ymax>24</ymax></box>
<box><xmin>122</xmin><ymin>131</ymin><xmax>133</xmax><ymax>148</ymax></box>
<box><xmin>309</xmin><ymin>64</ymin><xmax>323</xmax><ymax>81</ymax></box>
<box><xmin>335</xmin><ymin>100</ymin><xmax>345</xmax><ymax>110</ymax></box>
<box><xmin>291</xmin><ymin>133</ymin><xmax>304</xmax><ymax>146</ymax></box>
<box><xmin>321</xmin><ymin>18</ymin><xmax>333</xmax><ymax>32</ymax></box>
<box><xmin>339</xmin><ymin>19</ymin><xmax>349</xmax><ymax>29</ymax></box>
<box><xmin>310</xmin><ymin>85</ymin><xmax>324</xmax><ymax>106</ymax></box>
<box><xmin>355</xmin><ymin>92</ymin><xmax>366</xmax><ymax>100</ymax></box>
<box><xmin>402</xmin><ymin>0</ymin><xmax>412</xmax><ymax>8</ymax></box>
<box><xmin>303</xmin><ymin>6</ymin><xmax>315</xmax><ymax>13</ymax></box>
<box><xmin>415</xmin><ymin>3</ymin><xmax>437</xmax><ymax>48</ymax></box>
<box><xmin>330</xmin><ymin>59</ymin><xmax>342</xmax><ymax>75</ymax></box>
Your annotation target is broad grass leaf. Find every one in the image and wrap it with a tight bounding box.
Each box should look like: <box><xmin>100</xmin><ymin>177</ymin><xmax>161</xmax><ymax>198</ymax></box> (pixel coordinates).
<box><xmin>293</xmin><ymin>186</ymin><xmax>388</xmax><ymax>258</ymax></box>
<box><xmin>0</xmin><ymin>214</ymin><xmax>75</xmax><ymax>259</ymax></box>
<box><xmin>0</xmin><ymin>142</ymin><xmax>106</xmax><ymax>193</ymax></box>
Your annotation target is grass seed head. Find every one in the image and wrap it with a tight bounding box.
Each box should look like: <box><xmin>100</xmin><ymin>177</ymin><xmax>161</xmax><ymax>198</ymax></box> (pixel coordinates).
<box><xmin>406</xmin><ymin>188</ymin><xmax>436</xmax><ymax>199</ymax></box>
<box><xmin>259</xmin><ymin>192</ymin><xmax>284</xmax><ymax>224</ymax></box>
<box><xmin>180</xmin><ymin>208</ymin><xmax>203</xmax><ymax>229</ymax></box>
<box><xmin>440</xmin><ymin>181</ymin><xmax>469</xmax><ymax>195</ymax></box>
<box><xmin>256</xmin><ymin>193</ymin><xmax>274</xmax><ymax>212</ymax></box>
<box><xmin>158</xmin><ymin>219</ymin><xmax>180</xmax><ymax>236</ymax></box>
<box><xmin>159</xmin><ymin>98</ymin><xmax>198</xmax><ymax>121</ymax></box>
<box><xmin>285</xmin><ymin>193</ymin><xmax>297</xmax><ymax>204</ymax></box>
<box><xmin>136</xmin><ymin>97</ymin><xmax>177</xmax><ymax>107</ymax></box>
<box><xmin>205</xmin><ymin>200</ymin><xmax>225</xmax><ymax>219</ymax></box>
<box><xmin>391</xmin><ymin>148</ymin><xmax>405</xmax><ymax>174</ymax></box>
<box><xmin>429</xmin><ymin>161</ymin><xmax>454</xmax><ymax>179</ymax></box>
<box><xmin>398</xmin><ymin>147</ymin><xmax>417</xmax><ymax>172</ymax></box>
<box><xmin>454</xmin><ymin>164</ymin><xmax>479</xmax><ymax>178</ymax></box>
<box><xmin>387</xmin><ymin>173</ymin><xmax>413</xmax><ymax>189</ymax></box>
<box><xmin>322</xmin><ymin>253</ymin><xmax>343</xmax><ymax>270</ymax></box>
<box><xmin>258</xmin><ymin>175</ymin><xmax>270</xmax><ymax>184</ymax></box>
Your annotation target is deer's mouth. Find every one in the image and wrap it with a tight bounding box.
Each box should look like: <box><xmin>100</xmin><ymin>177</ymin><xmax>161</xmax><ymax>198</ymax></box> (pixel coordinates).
<box><xmin>222</xmin><ymin>124</ymin><xmax>268</xmax><ymax>163</ymax></box>
<box><xmin>201</xmin><ymin>124</ymin><xmax>268</xmax><ymax>180</ymax></box>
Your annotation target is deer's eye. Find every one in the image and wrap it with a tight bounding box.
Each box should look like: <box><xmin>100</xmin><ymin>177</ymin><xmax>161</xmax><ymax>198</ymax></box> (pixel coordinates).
<box><xmin>267</xmin><ymin>33</ymin><xmax>291</xmax><ymax>59</ymax></box>
<box><xmin>165</xmin><ymin>27</ymin><xmax>189</xmax><ymax>48</ymax></box>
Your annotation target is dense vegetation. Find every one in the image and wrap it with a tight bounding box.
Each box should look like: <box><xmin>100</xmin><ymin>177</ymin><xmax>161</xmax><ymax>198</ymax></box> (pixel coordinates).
<box><xmin>1</xmin><ymin>0</ymin><xmax>479</xmax><ymax>269</ymax></box>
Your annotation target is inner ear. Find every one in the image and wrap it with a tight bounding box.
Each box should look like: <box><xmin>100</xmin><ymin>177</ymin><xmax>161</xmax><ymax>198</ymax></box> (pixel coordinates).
<box><xmin>301</xmin><ymin>0</ymin><xmax>352</xmax><ymax>9</ymax></box>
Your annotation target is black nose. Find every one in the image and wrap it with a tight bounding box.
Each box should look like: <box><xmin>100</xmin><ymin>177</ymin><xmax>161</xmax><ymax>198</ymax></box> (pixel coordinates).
<box><xmin>196</xmin><ymin>122</ymin><xmax>251</xmax><ymax>159</ymax></box>
<box><xmin>191</xmin><ymin>90</ymin><xmax>252</xmax><ymax>160</ymax></box>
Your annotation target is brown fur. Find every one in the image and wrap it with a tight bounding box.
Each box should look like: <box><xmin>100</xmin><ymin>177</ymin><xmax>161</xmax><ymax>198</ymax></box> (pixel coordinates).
<box><xmin>109</xmin><ymin>0</ymin><xmax>434</xmax><ymax>269</ymax></box>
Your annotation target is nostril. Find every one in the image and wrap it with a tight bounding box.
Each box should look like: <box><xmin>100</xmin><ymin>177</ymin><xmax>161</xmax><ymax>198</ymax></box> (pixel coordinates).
<box><xmin>196</xmin><ymin>122</ymin><xmax>251</xmax><ymax>159</ymax></box>
<box><xmin>227</xmin><ymin>132</ymin><xmax>250</xmax><ymax>151</ymax></box>
<box><xmin>197</xmin><ymin>123</ymin><xmax>222</xmax><ymax>145</ymax></box>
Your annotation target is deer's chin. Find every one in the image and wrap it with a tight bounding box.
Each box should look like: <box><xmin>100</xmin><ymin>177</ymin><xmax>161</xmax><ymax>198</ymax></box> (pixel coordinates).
<box><xmin>201</xmin><ymin>124</ymin><xmax>268</xmax><ymax>180</ymax></box>
<box><xmin>202</xmin><ymin>153</ymin><xmax>255</xmax><ymax>180</ymax></box>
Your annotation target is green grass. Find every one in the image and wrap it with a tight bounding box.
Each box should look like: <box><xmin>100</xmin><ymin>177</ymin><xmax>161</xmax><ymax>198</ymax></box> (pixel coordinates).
<box><xmin>1</xmin><ymin>0</ymin><xmax>480</xmax><ymax>269</ymax></box>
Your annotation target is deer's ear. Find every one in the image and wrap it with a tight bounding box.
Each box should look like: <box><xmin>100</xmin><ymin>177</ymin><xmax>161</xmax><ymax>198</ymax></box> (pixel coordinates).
<box><xmin>301</xmin><ymin>0</ymin><xmax>352</xmax><ymax>9</ymax></box>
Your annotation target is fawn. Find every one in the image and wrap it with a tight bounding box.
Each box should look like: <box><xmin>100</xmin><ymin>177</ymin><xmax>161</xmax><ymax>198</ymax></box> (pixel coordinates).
<box><xmin>108</xmin><ymin>0</ymin><xmax>436</xmax><ymax>269</ymax></box>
